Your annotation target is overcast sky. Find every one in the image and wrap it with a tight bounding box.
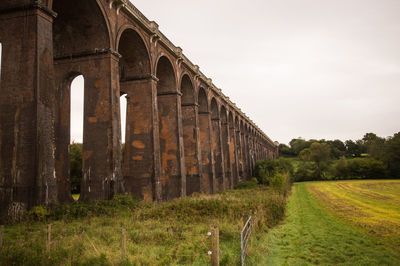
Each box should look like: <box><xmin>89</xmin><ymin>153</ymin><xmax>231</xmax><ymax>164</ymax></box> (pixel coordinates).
<box><xmin>68</xmin><ymin>0</ymin><xmax>400</xmax><ymax>144</ymax></box>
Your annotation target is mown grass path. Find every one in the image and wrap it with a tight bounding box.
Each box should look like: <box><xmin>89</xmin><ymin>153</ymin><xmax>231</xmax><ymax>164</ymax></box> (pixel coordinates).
<box><xmin>261</xmin><ymin>182</ymin><xmax>400</xmax><ymax>265</ymax></box>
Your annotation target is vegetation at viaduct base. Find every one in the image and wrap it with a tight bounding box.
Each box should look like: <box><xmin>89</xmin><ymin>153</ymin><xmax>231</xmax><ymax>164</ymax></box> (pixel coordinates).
<box><xmin>0</xmin><ymin>181</ymin><xmax>291</xmax><ymax>265</ymax></box>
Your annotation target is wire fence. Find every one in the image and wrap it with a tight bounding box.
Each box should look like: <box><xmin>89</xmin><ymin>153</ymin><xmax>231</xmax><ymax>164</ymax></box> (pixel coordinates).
<box><xmin>241</xmin><ymin>216</ymin><xmax>253</xmax><ymax>266</ymax></box>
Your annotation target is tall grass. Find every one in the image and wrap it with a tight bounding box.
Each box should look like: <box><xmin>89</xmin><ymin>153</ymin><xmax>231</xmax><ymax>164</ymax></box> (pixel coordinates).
<box><xmin>1</xmin><ymin>185</ymin><xmax>289</xmax><ymax>265</ymax></box>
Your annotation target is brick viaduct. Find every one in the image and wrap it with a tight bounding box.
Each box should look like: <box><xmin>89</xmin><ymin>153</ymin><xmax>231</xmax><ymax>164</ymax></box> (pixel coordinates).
<box><xmin>0</xmin><ymin>0</ymin><xmax>278</xmax><ymax>220</ymax></box>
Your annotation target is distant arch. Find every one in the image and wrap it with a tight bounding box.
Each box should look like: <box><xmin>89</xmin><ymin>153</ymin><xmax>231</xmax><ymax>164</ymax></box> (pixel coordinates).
<box><xmin>181</xmin><ymin>74</ymin><xmax>195</xmax><ymax>105</ymax></box>
<box><xmin>117</xmin><ymin>28</ymin><xmax>151</xmax><ymax>82</ymax></box>
<box><xmin>198</xmin><ymin>87</ymin><xmax>208</xmax><ymax>113</ymax></box>
<box><xmin>156</xmin><ymin>56</ymin><xmax>176</xmax><ymax>93</ymax></box>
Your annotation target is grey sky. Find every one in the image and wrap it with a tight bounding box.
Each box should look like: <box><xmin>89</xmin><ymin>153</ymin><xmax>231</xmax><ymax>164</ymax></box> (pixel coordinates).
<box><xmin>41</xmin><ymin>1</ymin><xmax>400</xmax><ymax>144</ymax></box>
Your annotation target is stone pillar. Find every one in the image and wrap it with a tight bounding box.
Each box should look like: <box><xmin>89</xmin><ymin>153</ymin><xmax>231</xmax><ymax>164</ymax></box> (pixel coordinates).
<box><xmin>182</xmin><ymin>102</ymin><xmax>202</xmax><ymax>195</ymax></box>
<box><xmin>221</xmin><ymin>121</ymin><xmax>232</xmax><ymax>189</ymax></box>
<box><xmin>81</xmin><ymin>55</ymin><xmax>121</xmax><ymax>201</ymax></box>
<box><xmin>199</xmin><ymin>111</ymin><xmax>215</xmax><ymax>193</ymax></box>
<box><xmin>229</xmin><ymin>123</ymin><xmax>239</xmax><ymax>187</ymax></box>
<box><xmin>157</xmin><ymin>91</ymin><xmax>186</xmax><ymax>200</ymax></box>
<box><xmin>211</xmin><ymin>117</ymin><xmax>225</xmax><ymax>191</ymax></box>
<box><xmin>236</xmin><ymin>128</ymin><xmax>243</xmax><ymax>181</ymax></box>
<box><xmin>120</xmin><ymin>76</ymin><xmax>162</xmax><ymax>202</ymax></box>
<box><xmin>0</xmin><ymin>3</ymin><xmax>58</xmax><ymax>221</ymax></box>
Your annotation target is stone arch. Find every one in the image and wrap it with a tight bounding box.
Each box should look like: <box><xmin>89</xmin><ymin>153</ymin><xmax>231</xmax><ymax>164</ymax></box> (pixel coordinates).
<box><xmin>53</xmin><ymin>0</ymin><xmax>111</xmax><ymax>56</ymax></box>
<box><xmin>55</xmin><ymin>71</ymin><xmax>84</xmax><ymax>203</ymax></box>
<box><xmin>181</xmin><ymin>74</ymin><xmax>195</xmax><ymax>104</ymax></box>
<box><xmin>117</xmin><ymin>28</ymin><xmax>151</xmax><ymax>82</ymax></box>
<box><xmin>211</xmin><ymin>98</ymin><xmax>224</xmax><ymax>191</ymax></box>
<box><xmin>198</xmin><ymin>87</ymin><xmax>209</xmax><ymax>113</ymax></box>
<box><xmin>156</xmin><ymin>56</ymin><xmax>184</xmax><ymax>200</ymax></box>
<box><xmin>156</xmin><ymin>56</ymin><xmax>177</xmax><ymax>93</ymax></box>
<box><xmin>180</xmin><ymin>74</ymin><xmax>200</xmax><ymax>195</ymax></box>
<box><xmin>117</xmin><ymin>27</ymin><xmax>154</xmax><ymax>200</ymax></box>
<box><xmin>53</xmin><ymin>0</ymin><xmax>118</xmax><ymax>203</ymax></box>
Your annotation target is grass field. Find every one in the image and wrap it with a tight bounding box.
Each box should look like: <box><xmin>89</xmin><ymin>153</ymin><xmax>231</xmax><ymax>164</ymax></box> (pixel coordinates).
<box><xmin>307</xmin><ymin>180</ymin><xmax>400</xmax><ymax>249</ymax></box>
<box><xmin>0</xmin><ymin>186</ymin><xmax>287</xmax><ymax>265</ymax></box>
<box><xmin>260</xmin><ymin>181</ymin><xmax>400</xmax><ymax>265</ymax></box>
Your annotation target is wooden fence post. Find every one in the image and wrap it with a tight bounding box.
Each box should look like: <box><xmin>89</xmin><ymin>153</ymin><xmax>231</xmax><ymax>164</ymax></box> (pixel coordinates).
<box><xmin>46</xmin><ymin>224</ymin><xmax>52</xmax><ymax>252</ymax></box>
<box><xmin>211</xmin><ymin>226</ymin><xmax>219</xmax><ymax>266</ymax></box>
<box><xmin>121</xmin><ymin>228</ymin><xmax>126</xmax><ymax>260</ymax></box>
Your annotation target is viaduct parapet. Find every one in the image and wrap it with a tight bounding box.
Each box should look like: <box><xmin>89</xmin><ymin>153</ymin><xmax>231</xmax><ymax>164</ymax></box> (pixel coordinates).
<box><xmin>0</xmin><ymin>0</ymin><xmax>279</xmax><ymax>220</ymax></box>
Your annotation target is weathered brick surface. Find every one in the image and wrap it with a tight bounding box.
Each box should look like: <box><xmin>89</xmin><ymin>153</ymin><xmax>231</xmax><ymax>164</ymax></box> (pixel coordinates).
<box><xmin>0</xmin><ymin>0</ymin><xmax>278</xmax><ymax>221</ymax></box>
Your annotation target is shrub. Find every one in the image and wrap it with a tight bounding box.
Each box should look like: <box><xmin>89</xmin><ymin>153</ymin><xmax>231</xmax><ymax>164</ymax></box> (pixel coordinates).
<box><xmin>234</xmin><ymin>178</ymin><xmax>259</xmax><ymax>189</ymax></box>
<box><xmin>270</xmin><ymin>173</ymin><xmax>290</xmax><ymax>196</ymax></box>
<box><xmin>294</xmin><ymin>161</ymin><xmax>316</xmax><ymax>182</ymax></box>
<box><xmin>28</xmin><ymin>206</ymin><xmax>50</xmax><ymax>221</ymax></box>
<box><xmin>254</xmin><ymin>158</ymin><xmax>294</xmax><ymax>185</ymax></box>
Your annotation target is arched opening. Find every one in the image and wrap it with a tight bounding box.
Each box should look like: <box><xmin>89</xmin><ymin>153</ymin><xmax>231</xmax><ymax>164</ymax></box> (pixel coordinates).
<box><xmin>211</xmin><ymin>98</ymin><xmax>224</xmax><ymax>191</ymax></box>
<box><xmin>120</xmin><ymin>94</ymin><xmax>127</xmax><ymax>171</ymax></box>
<box><xmin>70</xmin><ymin>75</ymin><xmax>84</xmax><ymax>200</ymax></box>
<box><xmin>53</xmin><ymin>0</ymin><xmax>113</xmax><ymax>202</ymax></box>
<box><xmin>220</xmin><ymin>106</ymin><xmax>230</xmax><ymax>189</ymax></box>
<box><xmin>228</xmin><ymin>112</ymin><xmax>238</xmax><ymax>186</ymax></box>
<box><xmin>181</xmin><ymin>75</ymin><xmax>199</xmax><ymax>195</ymax></box>
<box><xmin>120</xmin><ymin>94</ymin><xmax>127</xmax><ymax>144</ymax></box>
<box><xmin>198</xmin><ymin>88</ymin><xmax>213</xmax><ymax>193</ymax></box>
<box><xmin>0</xmin><ymin>43</ymin><xmax>2</xmax><ymax>87</ymax></box>
<box><xmin>156</xmin><ymin>56</ymin><xmax>183</xmax><ymax>200</ymax></box>
<box><xmin>118</xmin><ymin>29</ymin><xmax>150</xmax><ymax>81</ymax></box>
<box><xmin>117</xmin><ymin>28</ymin><xmax>153</xmax><ymax>201</ymax></box>
<box><xmin>157</xmin><ymin>57</ymin><xmax>176</xmax><ymax>93</ymax></box>
<box><xmin>53</xmin><ymin>0</ymin><xmax>109</xmax><ymax>56</ymax></box>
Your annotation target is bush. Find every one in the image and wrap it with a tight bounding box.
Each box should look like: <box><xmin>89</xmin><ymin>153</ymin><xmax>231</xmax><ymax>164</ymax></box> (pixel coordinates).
<box><xmin>294</xmin><ymin>161</ymin><xmax>317</xmax><ymax>182</ymax></box>
<box><xmin>254</xmin><ymin>158</ymin><xmax>293</xmax><ymax>185</ymax></box>
<box><xmin>234</xmin><ymin>178</ymin><xmax>259</xmax><ymax>189</ymax></box>
<box><xmin>270</xmin><ymin>173</ymin><xmax>290</xmax><ymax>196</ymax></box>
<box><xmin>343</xmin><ymin>158</ymin><xmax>387</xmax><ymax>179</ymax></box>
<box><xmin>28</xmin><ymin>206</ymin><xmax>50</xmax><ymax>221</ymax></box>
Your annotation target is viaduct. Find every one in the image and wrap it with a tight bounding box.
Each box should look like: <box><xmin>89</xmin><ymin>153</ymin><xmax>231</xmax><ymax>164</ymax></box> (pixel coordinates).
<box><xmin>0</xmin><ymin>0</ymin><xmax>279</xmax><ymax>221</ymax></box>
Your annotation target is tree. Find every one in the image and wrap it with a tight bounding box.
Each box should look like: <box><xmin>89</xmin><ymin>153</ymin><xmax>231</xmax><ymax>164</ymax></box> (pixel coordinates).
<box><xmin>279</xmin><ymin>143</ymin><xmax>295</xmax><ymax>157</ymax></box>
<box><xmin>70</xmin><ymin>143</ymin><xmax>82</xmax><ymax>194</ymax></box>
<box><xmin>289</xmin><ymin>138</ymin><xmax>312</xmax><ymax>155</ymax></box>
<box><xmin>384</xmin><ymin>132</ymin><xmax>400</xmax><ymax>178</ymax></box>
<box><xmin>300</xmin><ymin>142</ymin><xmax>331</xmax><ymax>180</ymax></box>
<box><xmin>345</xmin><ymin>140</ymin><xmax>363</xmax><ymax>157</ymax></box>
<box><xmin>326</xmin><ymin>139</ymin><xmax>346</xmax><ymax>159</ymax></box>
<box><xmin>362</xmin><ymin>133</ymin><xmax>385</xmax><ymax>159</ymax></box>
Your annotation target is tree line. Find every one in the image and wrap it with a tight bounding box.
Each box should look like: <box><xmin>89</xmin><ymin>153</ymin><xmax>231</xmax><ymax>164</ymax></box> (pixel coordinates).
<box><xmin>256</xmin><ymin>132</ymin><xmax>400</xmax><ymax>182</ymax></box>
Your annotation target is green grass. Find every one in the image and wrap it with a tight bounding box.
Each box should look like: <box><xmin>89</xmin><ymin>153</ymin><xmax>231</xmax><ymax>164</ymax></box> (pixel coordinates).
<box><xmin>0</xmin><ymin>186</ymin><xmax>287</xmax><ymax>265</ymax></box>
<box><xmin>307</xmin><ymin>180</ymin><xmax>400</xmax><ymax>249</ymax></box>
<box><xmin>257</xmin><ymin>182</ymin><xmax>400</xmax><ymax>265</ymax></box>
